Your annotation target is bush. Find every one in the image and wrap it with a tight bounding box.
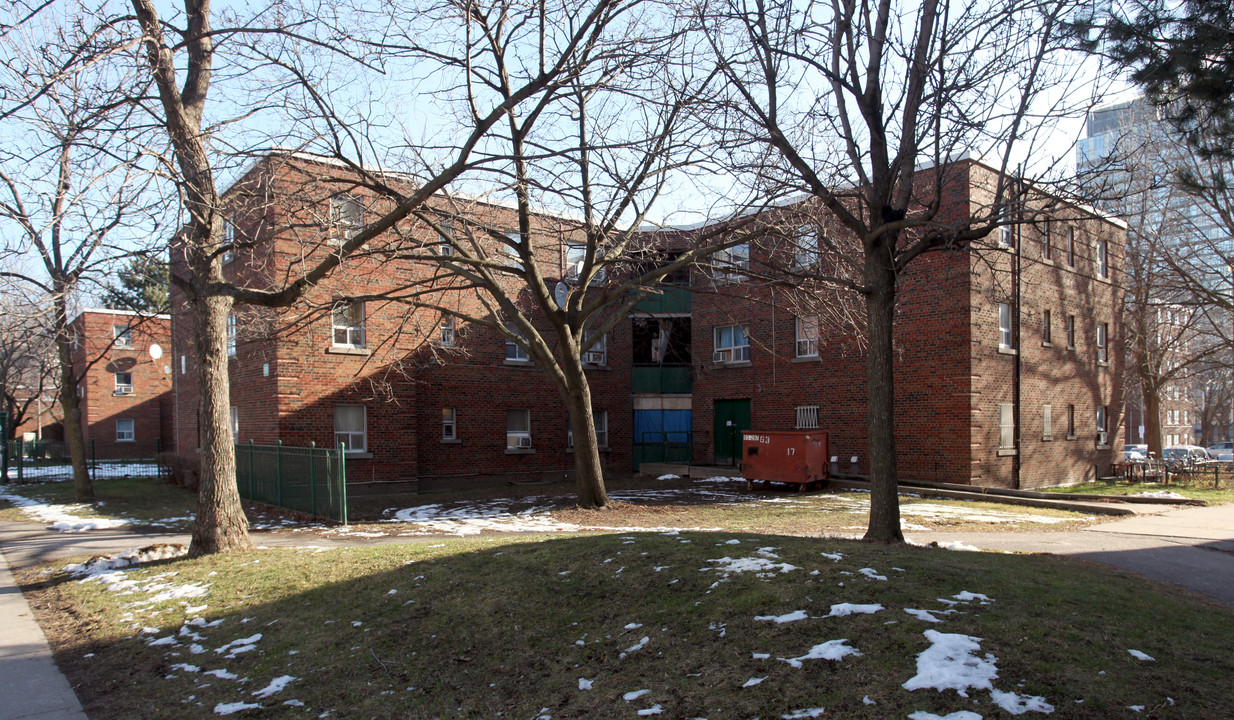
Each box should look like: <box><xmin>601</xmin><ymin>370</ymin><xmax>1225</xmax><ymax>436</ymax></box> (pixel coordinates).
<box><xmin>158</xmin><ymin>452</ymin><xmax>200</xmax><ymax>493</ymax></box>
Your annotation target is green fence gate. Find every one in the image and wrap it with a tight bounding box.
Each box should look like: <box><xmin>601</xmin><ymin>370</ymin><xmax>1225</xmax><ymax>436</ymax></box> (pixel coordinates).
<box><xmin>235</xmin><ymin>441</ymin><xmax>348</xmax><ymax>523</ymax></box>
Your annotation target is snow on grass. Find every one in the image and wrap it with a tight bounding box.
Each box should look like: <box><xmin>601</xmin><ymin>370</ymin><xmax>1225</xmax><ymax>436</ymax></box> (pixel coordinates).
<box><xmin>623</xmin><ymin>689</ymin><xmax>650</xmax><ymax>702</ymax></box>
<box><xmin>388</xmin><ymin>500</ymin><xmax>583</xmax><ymax>535</ymax></box>
<box><xmin>742</xmin><ymin>677</ymin><xmax>766</xmax><ymax>688</ymax></box>
<box><xmin>990</xmin><ymin>688</ymin><xmax>1055</xmax><ymax>715</ymax></box>
<box><xmin>904</xmin><ymin>609</ymin><xmax>944</xmax><ymax>623</ymax></box>
<box><xmin>951</xmin><ymin>591</ymin><xmax>994</xmax><ymax>605</ymax></box>
<box><xmin>204</xmin><ymin>669</ymin><xmax>239</xmax><ymax>680</ymax></box>
<box><xmin>858</xmin><ymin>567</ymin><xmax>887</xmax><ymax>581</ymax></box>
<box><xmin>902</xmin><ymin>630</ymin><xmax>998</xmax><ymax>698</ymax></box>
<box><xmin>705</xmin><ymin>556</ymin><xmax>800</xmax><ymax>576</ymax></box>
<box><xmin>908</xmin><ymin>712</ymin><xmax>982</xmax><ymax>720</ymax></box>
<box><xmin>1134</xmin><ymin>490</ymin><xmax>1188</xmax><ymax>499</ymax></box>
<box><xmin>820</xmin><ymin>552</ymin><xmax>844</xmax><ymax>561</ymax></box>
<box><xmin>780</xmin><ymin>639</ymin><xmax>862</xmax><ymax>668</ymax></box>
<box><xmin>1127</xmin><ymin>649</ymin><xmax>1155</xmax><ymax>661</ymax></box>
<box><xmin>63</xmin><ymin>545</ymin><xmax>188</xmax><ymax>577</ymax></box>
<box><xmin>578</xmin><ymin>678</ymin><xmax>593</xmax><ymax>690</ymax></box>
<box><xmin>620</xmin><ymin>636</ymin><xmax>650</xmax><ymax>658</ymax></box>
<box><xmin>782</xmin><ymin>709</ymin><xmax>827</xmax><ymax>719</ymax></box>
<box><xmin>932</xmin><ymin>541</ymin><xmax>980</xmax><ymax>552</ymax></box>
<box><xmin>215</xmin><ymin>634</ymin><xmax>262</xmax><ymax>657</ymax></box>
<box><xmin>754</xmin><ymin>610</ymin><xmax>809</xmax><ymax>623</ymax></box>
<box><xmin>637</xmin><ymin>705</ymin><xmax>663</xmax><ymax>716</ymax></box>
<box><xmin>252</xmin><ymin>675</ymin><xmax>297</xmax><ymax>698</ymax></box>
<box><xmin>0</xmin><ymin>488</ymin><xmax>130</xmax><ymax>532</ymax></box>
<box><xmin>214</xmin><ymin>701</ymin><xmax>262</xmax><ymax>715</ymax></box>
<box><xmin>826</xmin><ymin>603</ymin><xmax>883</xmax><ymax>617</ymax></box>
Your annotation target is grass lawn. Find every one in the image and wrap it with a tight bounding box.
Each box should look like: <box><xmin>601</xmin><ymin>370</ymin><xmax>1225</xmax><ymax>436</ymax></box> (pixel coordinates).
<box><xmin>1039</xmin><ymin>478</ymin><xmax>1234</xmax><ymax>504</ymax></box>
<box><xmin>21</xmin><ymin>532</ymin><xmax>1234</xmax><ymax>719</ymax></box>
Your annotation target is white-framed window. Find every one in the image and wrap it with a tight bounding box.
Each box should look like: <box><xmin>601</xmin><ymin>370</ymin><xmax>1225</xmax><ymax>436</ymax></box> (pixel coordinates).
<box><xmin>793</xmin><ymin>225</ymin><xmax>820</xmax><ymax>270</ymax></box>
<box><xmin>998</xmin><ymin>303</ymin><xmax>1013</xmax><ymax>350</ymax></box>
<box><xmin>227</xmin><ymin>313</ymin><xmax>237</xmax><ymax>357</ymax></box>
<box><xmin>505</xmin><ymin>323</ymin><xmax>530</xmax><ymax>362</ymax></box>
<box><xmin>115</xmin><ymin>418</ymin><xmax>135</xmax><ymax>442</ymax></box>
<box><xmin>442</xmin><ymin>407</ymin><xmax>456</xmax><ymax>441</ymax></box>
<box><xmin>332</xmin><ymin>302</ymin><xmax>366</xmax><ymax>348</ymax></box>
<box><xmin>1067</xmin><ymin>227</ymin><xmax>1076</xmax><ymax>267</ymax></box>
<box><xmin>713</xmin><ymin>324</ymin><xmax>750</xmax><ymax>364</ymax></box>
<box><xmin>1042</xmin><ymin>309</ymin><xmax>1052</xmax><ymax>344</ymax></box>
<box><xmin>329</xmin><ymin>195</ymin><xmax>364</xmax><ymax>242</ymax></box>
<box><xmin>334</xmin><ymin>405</ymin><xmax>367</xmax><ymax>453</ymax></box>
<box><xmin>222</xmin><ymin>217</ymin><xmax>236</xmax><ymax>263</ymax></box>
<box><xmin>998</xmin><ymin>225</ymin><xmax>1013</xmax><ymax>248</ymax></box>
<box><xmin>114</xmin><ymin>371</ymin><xmax>133</xmax><ymax>395</ymax></box>
<box><xmin>440</xmin><ymin>316</ymin><xmax>455</xmax><ymax>346</ymax></box>
<box><xmin>502</xmin><ymin>232</ymin><xmax>524</xmax><ymax>271</ymax></box>
<box><xmin>1042</xmin><ymin>404</ymin><xmax>1052</xmax><ymax>440</ymax></box>
<box><xmin>1042</xmin><ymin>223</ymin><xmax>1052</xmax><ymax>261</ymax></box>
<box><xmin>568</xmin><ymin>410</ymin><xmax>609</xmax><ymax>449</ymax></box>
<box><xmin>795</xmin><ymin>316</ymin><xmax>819</xmax><ymax>357</ymax></box>
<box><xmin>998</xmin><ymin>402</ymin><xmax>1015</xmax><ymax>449</ymax></box>
<box><xmin>1097</xmin><ymin>405</ymin><xmax>1108</xmax><ymax>444</ymax></box>
<box><xmin>712</xmin><ymin>241</ymin><xmax>749</xmax><ymax>281</ymax></box>
<box><xmin>113</xmin><ymin>324</ymin><xmax>133</xmax><ymax>349</ymax></box>
<box><xmin>437</xmin><ymin>218</ymin><xmax>454</xmax><ymax>256</ymax></box>
<box><xmin>583</xmin><ymin>332</ymin><xmax>607</xmax><ymax>365</ymax></box>
<box><xmin>506</xmin><ymin>409</ymin><xmax>532</xmax><ymax>449</ymax></box>
<box><xmin>565</xmin><ymin>243</ymin><xmax>606</xmax><ymax>285</ymax></box>
<box><xmin>1066</xmin><ymin>315</ymin><xmax>1076</xmax><ymax>349</ymax></box>
<box><xmin>1096</xmin><ymin>322</ymin><xmax>1108</xmax><ymax>363</ymax></box>
<box><xmin>180</xmin><ymin>354</ymin><xmax>186</xmax><ymax>375</ymax></box>
<box><xmin>1096</xmin><ymin>238</ymin><xmax>1108</xmax><ymax>278</ymax></box>
<box><xmin>795</xmin><ymin>405</ymin><xmax>819</xmax><ymax>429</ymax></box>
<box><xmin>230</xmin><ymin>407</ymin><xmax>239</xmax><ymax>444</ymax></box>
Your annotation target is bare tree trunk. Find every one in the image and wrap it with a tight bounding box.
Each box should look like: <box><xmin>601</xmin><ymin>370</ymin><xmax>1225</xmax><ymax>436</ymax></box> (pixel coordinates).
<box><xmin>188</xmin><ymin>292</ymin><xmax>252</xmax><ymax>555</ymax></box>
<box><xmin>862</xmin><ymin>247</ymin><xmax>903</xmax><ymax>543</ymax></box>
<box><xmin>561</xmin><ymin>357</ymin><xmax>609</xmax><ymax>509</ymax></box>
<box><xmin>52</xmin><ymin>283</ymin><xmax>92</xmax><ymax>500</ymax></box>
<box><xmin>1142</xmin><ymin>381</ymin><xmax>1163</xmax><ymax>459</ymax></box>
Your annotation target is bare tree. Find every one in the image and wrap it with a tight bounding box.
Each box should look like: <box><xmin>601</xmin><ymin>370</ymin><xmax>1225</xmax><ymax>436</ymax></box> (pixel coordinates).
<box><xmin>0</xmin><ymin>287</ymin><xmax>58</xmax><ymax>441</ymax></box>
<box><xmin>701</xmin><ymin>0</ymin><xmax>1096</xmax><ymax>542</ymax></box>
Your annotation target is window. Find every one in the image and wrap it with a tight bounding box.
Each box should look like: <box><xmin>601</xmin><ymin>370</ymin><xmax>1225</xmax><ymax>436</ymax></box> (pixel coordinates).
<box><xmin>1066</xmin><ymin>315</ymin><xmax>1076</xmax><ymax>349</ymax></box>
<box><xmin>180</xmin><ymin>355</ymin><xmax>186</xmax><ymax>375</ymax></box>
<box><xmin>115</xmin><ymin>418</ymin><xmax>134</xmax><ymax>442</ymax></box>
<box><xmin>1097</xmin><ymin>405</ymin><xmax>1108</xmax><ymax>440</ymax></box>
<box><xmin>230</xmin><ymin>407</ymin><xmax>239</xmax><ymax>444</ymax></box>
<box><xmin>334</xmin><ymin>405</ymin><xmax>366</xmax><ymax>453</ymax></box>
<box><xmin>998</xmin><ymin>303</ymin><xmax>1013</xmax><ymax>350</ymax></box>
<box><xmin>227</xmin><ymin>313</ymin><xmax>237</xmax><ymax>356</ymax></box>
<box><xmin>440</xmin><ymin>316</ymin><xmax>455</xmax><ymax>346</ymax></box>
<box><xmin>1042</xmin><ymin>404</ymin><xmax>1052</xmax><ymax>440</ymax></box>
<box><xmin>222</xmin><ymin>218</ymin><xmax>236</xmax><ymax>263</ymax></box>
<box><xmin>793</xmin><ymin>225</ymin><xmax>820</xmax><ymax>270</ymax></box>
<box><xmin>795</xmin><ymin>316</ymin><xmax>819</xmax><ymax>358</ymax></box>
<box><xmin>332</xmin><ymin>302</ymin><xmax>365</xmax><ymax>348</ymax></box>
<box><xmin>713</xmin><ymin>324</ymin><xmax>750</xmax><ymax>364</ymax></box>
<box><xmin>505</xmin><ymin>323</ymin><xmax>529</xmax><ymax>362</ymax></box>
<box><xmin>999</xmin><ymin>403</ymin><xmax>1015</xmax><ymax>449</ymax></box>
<box><xmin>114</xmin><ymin>372</ymin><xmax>133</xmax><ymax>395</ymax></box>
<box><xmin>712</xmin><ymin>241</ymin><xmax>749</xmax><ymax>281</ymax></box>
<box><xmin>1067</xmin><ymin>227</ymin><xmax>1076</xmax><ymax>267</ymax></box>
<box><xmin>506</xmin><ymin>409</ymin><xmax>532</xmax><ymax>449</ymax></box>
<box><xmin>1067</xmin><ymin>404</ymin><xmax>1076</xmax><ymax>438</ymax></box>
<box><xmin>113</xmin><ymin>325</ymin><xmax>133</xmax><ymax>349</ymax></box>
<box><xmin>1096</xmin><ymin>322</ymin><xmax>1108</xmax><ymax>363</ymax></box>
<box><xmin>437</xmin><ymin>219</ymin><xmax>454</xmax><ymax>256</ymax></box>
<box><xmin>502</xmin><ymin>232</ymin><xmax>524</xmax><ymax>271</ymax></box>
<box><xmin>583</xmin><ymin>333</ymin><xmax>606</xmax><ymax>365</ymax></box>
<box><xmin>1042</xmin><ymin>309</ymin><xmax>1052</xmax><ymax>344</ymax></box>
<box><xmin>1096</xmin><ymin>238</ymin><xmax>1108</xmax><ymax>278</ymax></box>
<box><xmin>796</xmin><ymin>405</ymin><xmax>820</xmax><ymax>429</ymax></box>
<box><xmin>442</xmin><ymin>408</ymin><xmax>456</xmax><ymax>441</ymax></box>
<box><xmin>565</xmin><ymin>243</ymin><xmax>605</xmax><ymax>285</ymax></box>
<box><xmin>998</xmin><ymin>225</ymin><xmax>1013</xmax><ymax>248</ymax></box>
<box><xmin>1042</xmin><ymin>223</ymin><xmax>1052</xmax><ymax>261</ymax></box>
<box><xmin>329</xmin><ymin>195</ymin><xmax>363</xmax><ymax>241</ymax></box>
<box><xmin>568</xmin><ymin>410</ymin><xmax>609</xmax><ymax>449</ymax></box>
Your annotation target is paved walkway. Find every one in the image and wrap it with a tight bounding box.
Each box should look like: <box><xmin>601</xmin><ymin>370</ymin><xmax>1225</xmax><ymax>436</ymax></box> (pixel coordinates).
<box><xmin>3</xmin><ymin>502</ymin><xmax>1234</xmax><ymax>719</ymax></box>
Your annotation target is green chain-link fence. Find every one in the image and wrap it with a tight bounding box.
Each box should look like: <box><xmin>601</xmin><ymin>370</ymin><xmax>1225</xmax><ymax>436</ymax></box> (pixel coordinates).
<box><xmin>235</xmin><ymin>441</ymin><xmax>348</xmax><ymax>523</ymax></box>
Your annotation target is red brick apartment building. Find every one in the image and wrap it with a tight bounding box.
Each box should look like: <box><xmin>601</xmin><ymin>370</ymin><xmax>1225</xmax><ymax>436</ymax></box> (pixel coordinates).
<box><xmin>70</xmin><ymin>309</ymin><xmax>173</xmax><ymax>458</ymax></box>
<box><xmin>171</xmin><ymin>154</ymin><xmax>1125</xmax><ymax>491</ymax></box>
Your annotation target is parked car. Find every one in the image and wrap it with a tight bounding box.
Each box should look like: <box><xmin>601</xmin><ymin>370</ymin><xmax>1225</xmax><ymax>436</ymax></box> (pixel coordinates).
<box><xmin>1163</xmin><ymin>445</ymin><xmax>1213</xmax><ymax>467</ymax></box>
<box><xmin>1207</xmin><ymin>441</ymin><xmax>1234</xmax><ymax>462</ymax></box>
<box><xmin>1122</xmin><ymin>448</ymin><xmax>1148</xmax><ymax>463</ymax></box>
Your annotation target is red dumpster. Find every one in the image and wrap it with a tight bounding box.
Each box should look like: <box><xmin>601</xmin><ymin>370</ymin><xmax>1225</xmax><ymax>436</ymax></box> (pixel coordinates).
<box><xmin>740</xmin><ymin>431</ymin><xmax>829</xmax><ymax>492</ymax></box>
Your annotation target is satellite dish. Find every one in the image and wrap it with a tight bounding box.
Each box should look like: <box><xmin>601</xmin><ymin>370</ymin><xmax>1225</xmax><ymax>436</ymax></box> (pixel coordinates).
<box><xmin>554</xmin><ymin>281</ymin><xmax>569</xmax><ymax>309</ymax></box>
<box><xmin>149</xmin><ymin>343</ymin><xmax>163</xmax><ymax>360</ymax></box>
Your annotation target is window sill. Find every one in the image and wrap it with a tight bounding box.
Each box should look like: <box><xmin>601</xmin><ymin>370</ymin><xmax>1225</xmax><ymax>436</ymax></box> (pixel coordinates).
<box><xmin>791</xmin><ymin>356</ymin><xmax>821</xmax><ymax>363</ymax></box>
<box><xmin>1065</xmin><ymin>434</ymin><xmax>1076</xmax><ymax>441</ymax></box>
<box><xmin>1041</xmin><ymin>341</ymin><xmax>1053</xmax><ymax>348</ymax></box>
<box><xmin>1041</xmin><ymin>258</ymin><xmax>1054</xmax><ymax>266</ymax></box>
<box><xmin>114</xmin><ymin>392</ymin><xmax>134</xmax><ymax>397</ymax></box>
<box><xmin>1096</xmin><ymin>444</ymin><xmax>1111</xmax><ymax>450</ymax></box>
<box><xmin>1042</xmin><ymin>435</ymin><xmax>1053</xmax><ymax>442</ymax></box>
<box><xmin>345</xmin><ymin>451</ymin><xmax>373</xmax><ymax>459</ymax></box>
<box><xmin>997</xmin><ymin>347</ymin><xmax>1018</xmax><ymax>356</ymax></box>
<box><xmin>116</xmin><ymin>439</ymin><xmax>136</xmax><ymax>444</ymax></box>
<box><xmin>583</xmin><ymin>364</ymin><xmax>610</xmax><ymax>371</ymax></box>
<box><xmin>1066</xmin><ymin>345</ymin><xmax>1076</xmax><ymax>352</ymax></box>
<box><xmin>567</xmin><ymin>447</ymin><xmax>611</xmax><ymax>454</ymax></box>
<box><xmin>327</xmin><ymin>346</ymin><xmax>371</xmax><ymax>356</ymax></box>
<box><xmin>1097</xmin><ymin>360</ymin><xmax>1108</xmax><ymax>368</ymax></box>
<box><xmin>440</xmin><ymin>438</ymin><xmax>461</xmax><ymax>444</ymax></box>
<box><xmin>997</xmin><ymin>448</ymin><xmax>1017</xmax><ymax>456</ymax></box>
<box><xmin>503</xmin><ymin>359</ymin><xmax>534</xmax><ymax>367</ymax></box>
<box><xmin>712</xmin><ymin>361</ymin><xmax>752</xmax><ymax>369</ymax></box>
<box><xmin>505</xmin><ymin>448</ymin><xmax>536</xmax><ymax>455</ymax></box>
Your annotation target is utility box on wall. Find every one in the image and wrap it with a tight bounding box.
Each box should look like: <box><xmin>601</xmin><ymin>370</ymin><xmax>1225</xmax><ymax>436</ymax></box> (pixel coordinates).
<box><xmin>741</xmin><ymin>430</ymin><xmax>829</xmax><ymax>491</ymax></box>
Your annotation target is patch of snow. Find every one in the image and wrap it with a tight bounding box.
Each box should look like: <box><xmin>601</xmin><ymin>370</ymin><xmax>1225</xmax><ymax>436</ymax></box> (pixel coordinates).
<box><xmin>862</xmin><ymin>696</ymin><xmax>875</xmax><ymax>705</ymax></box>
<box><xmin>935</xmin><ymin>541</ymin><xmax>980</xmax><ymax>552</ymax></box>
<box><xmin>706</xmin><ymin>556</ymin><xmax>799</xmax><ymax>576</ymax></box>
<box><xmin>858</xmin><ymin>568</ymin><xmax>887</xmax><ymax>581</ymax></box>
<box><xmin>623</xmin><ymin>689</ymin><xmax>650</xmax><ymax>702</ymax></box>
<box><xmin>907</xmin><ymin>712</ymin><xmax>983</xmax><ymax>720</ymax></box>
<box><xmin>63</xmin><ymin>545</ymin><xmax>188</xmax><ymax>576</ymax></box>
<box><xmin>1127</xmin><ymin>649</ymin><xmax>1155</xmax><ymax>661</ymax></box>
<box><xmin>820</xmin><ymin>552</ymin><xmax>843</xmax><ymax>561</ymax></box>
<box><xmin>1129</xmin><ymin>706</ymin><xmax>1144</xmax><ymax>713</ymax></box>
<box><xmin>990</xmin><ymin>688</ymin><xmax>1055</xmax><ymax>715</ymax></box>
<box><xmin>902</xmin><ymin>630</ymin><xmax>999</xmax><ymax>698</ymax></box>
<box><xmin>951</xmin><ymin>591</ymin><xmax>994</xmax><ymax>604</ymax></box>
<box><xmin>252</xmin><ymin>676</ymin><xmax>297</xmax><ymax>698</ymax></box>
<box><xmin>637</xmin><ymin>706</ymin><xmax>663</xmax><ymax>716</ymax></box>
<box><xmin>620</xmin><ymin>636</ymin><xmax>650</xmax><ymax>658</ymax></box>
<box><xmin>904</xmin><ymin>608</ymin><xmax>943</xmax><ymax>623</ymax></box>
<box><xmin>782</xmin><ymin>708</ymin><xmax>827</xmax><ymax>719</ymax></box>
<box><xmin>214</xmin><ymin>701</ymin><xmax>262</xmax><ymax>715</ymax></box>
<box><xmin>754</xmin><ymin>610</ymin><xmax>809</xmax><ymax>624</ymax></box>
<box><xmin>578</xmin><ymin>678</ymin><xmax>592</xmax><ymax>690</ymax></box>
<box><xmin>657</xmin><ymin>474</ymin><xmax>680</xmax><ymax>480</ymax></box>
<box><xmin>827</xmin><ymin>603</ymin><xmax>883</xmax><ymax>617</ymax></box>
<box><xmin>170</xmin><ymin>664</ymin><xmax>201</xmax><ymax>673</ymax></box>
<box><xmin>215</xmin><ymin>634</ymin><xmax>262</xmax><ymax>656</ymax></box>
<box><xmin>780</xmin><ymin>639</ymin><xmax>862</xmax><ymax>667</ymax></box>
<box><xmin>752</xmin><ymin>652</ymin><xmax>770</xmax><ymax>659</ymax></box>
<box><xmin>742</xmin><ymin>677</ymin><xmax>765</xmax><ymax>688</ymax></box>
<box><xmin>624</xmin><ymin>623</ymin><xmax>643</xmax><ymax>630</ymax></box>
<box><xmin>1134</xmin><ymin>490</ymin><xmax>1187</xmax><ymax>499</ymax></box>
<box><xmin>205</xmin><ymin>669</ymin><xmax>239</xmax><ymax>680</ymax></box>
<box><xmin>0</xmin><ymin>489</ymin><xmax>132</xmax><ymax>532</ymax></box>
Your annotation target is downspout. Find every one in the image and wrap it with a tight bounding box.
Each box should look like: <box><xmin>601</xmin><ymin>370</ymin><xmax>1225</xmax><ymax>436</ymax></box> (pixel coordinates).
<box><xmin>1013</xmin><ymin>208</ymin><xmax>1022</xmax><ymax>490</ymax></box>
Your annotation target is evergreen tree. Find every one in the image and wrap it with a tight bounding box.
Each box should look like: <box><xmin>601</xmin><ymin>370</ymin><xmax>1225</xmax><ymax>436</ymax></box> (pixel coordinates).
<box><xmin>100</xmin><ymin>256</ymin><xmax>169</xmax><ymax>314</ymax></box>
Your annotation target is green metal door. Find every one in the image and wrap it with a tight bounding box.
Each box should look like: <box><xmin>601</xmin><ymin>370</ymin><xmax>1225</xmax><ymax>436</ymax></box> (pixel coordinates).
<box><xmin>713</xmin><ymin>399</ymin><xmax>750</xmax><ymax>466</ymax></box>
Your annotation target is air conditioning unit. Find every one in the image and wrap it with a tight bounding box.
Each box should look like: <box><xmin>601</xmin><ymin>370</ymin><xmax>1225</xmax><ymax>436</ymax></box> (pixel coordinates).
<box><xmin>115</xmin><ymin>387</ymin><xmax>133</xmax><ymax>396</ymax></box>
<box><xmin>1097</xmin><ymin>431</ymin><xmax>1108</xmax><ymax>446</ymax></box>
<box><xmin>516</xmin><ymin>436</ymin><xmax>533</xmax><ymax>449</ymax></box>
<box><xmin>583</xmin><ymin>351</ymin><xmax>605</xmax><ymax>365</ymax></box>
<box><xmin>713</xmin><ymin>350</ymin><xmax>730</xmax><ymax>363</ymax></box>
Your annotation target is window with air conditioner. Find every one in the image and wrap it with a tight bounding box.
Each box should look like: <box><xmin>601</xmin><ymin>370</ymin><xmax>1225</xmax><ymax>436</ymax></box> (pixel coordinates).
<box><xmin>998</xmin><ymin>225</ymin><xmax>1014</xmax><ymax>248</ymax></box>
<box><xmin>442</xmin><ymin>407</ymin><xmax>457</xmax><ymax>441</ymax></box>
<box><xmin>116</xmin><ymin>418</ymin><xmax>135</xmax><ymax>442</ymax></box>
<box><xmin>795</xmin><ymin>405</ymin><xmax>819</xmax><ymax>429</ymax></box>
<box><xmin>713</xmin><ymin>324</ymin><xmax>750</xmax><ymax>364</ymax></box>
<box><xmin>1096</xmin><ymin>405</ymin><xmax>1108</xmax><ymax>446</ymax></box>
<box><xmin>1096</xmin><ymin>238</ymin><xmax>1108</xmax><ymax>278</ymax></box>
<box><xmin>332</xmin><ymin>302</ymin><xmax>366</xmax><ymax>349</ymax></box>
<box><xmin>506</xmin><ymin>409</ymin><xmax>532</xmax><ymax>450</ymax></box>
<box><xmin>329</xmin><ymin>195</ymin><xmax>363</xmax><ymax>242</ymax></box>
<box><xmin>113</xmin><ymin>325</ymin><xmax>133</xmax><ymax>349</ymax></box>
<box><xmin>568</xmin><ymin>410</ymin><xmax>608</xmax><ymax>449</ymax></box>
<box><xmin>114</xmin><ymin>372</ymin><xmax>133</xmax><ymax>395</ymax></box>
<box><xmin>582</xmin><ymin>332</ymin><xmax>606</xmax><ymax>366</ymax></box>
<box><xmin>440</xmin><ymin>316</ymin><xmax>455</xmax><ymax>347</ymax></box>
<box><xmin>334</xmin><ymin>405</ymin><xmax>367</xmax><ymax>453</ymax></box>
<box><xmin>795</xmin><ymin>316</ymin><xmax>819</xmax><ymax>358</ymax></box>
<box><xmin>1096</xmin><ymin>322</ymin><xmax>1108</xmax><ymax>363</ymax></box>
<box><xmin>712</xmin><ymin>241</ymin><xmax>749</xmax><ymax>282</ymax></box>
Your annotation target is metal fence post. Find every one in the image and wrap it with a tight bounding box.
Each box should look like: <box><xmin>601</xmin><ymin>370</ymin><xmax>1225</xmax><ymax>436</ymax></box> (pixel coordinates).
<box><xmin>308</xmin><ymin>441</ymin><xmax>317</xmax><ymax>518</ymax></box>
<box><xmin>276</xmin><ymin>439</ymin><xmax>284</xmax><ymax>507</ymax></box>
<box><xmin>90</xmin><ymin>439</ymin><xmax>96</xmax><ymax>484</ymax></box>
<box><xmin>338</xmin><ymin>442</ymin><xmax>347</xmax><ymax>525</ymax></box>
<box><xmin>247</xmin><ymin>440</ymin><xmax>254</xmax><ymax>500</ymax></box>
